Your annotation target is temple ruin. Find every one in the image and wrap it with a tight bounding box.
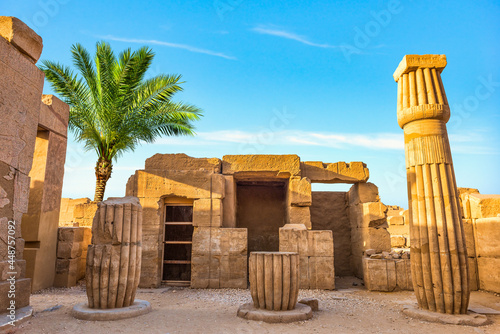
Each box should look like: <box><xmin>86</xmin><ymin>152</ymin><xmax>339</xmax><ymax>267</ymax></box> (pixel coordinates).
<box><xmin>124</xmin><ymin>153</ymin><xmax>391</xmax><ymax>289</ymax></box>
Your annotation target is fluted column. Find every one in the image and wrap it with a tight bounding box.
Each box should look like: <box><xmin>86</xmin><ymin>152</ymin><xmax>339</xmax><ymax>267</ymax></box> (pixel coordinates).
<box><xmin>393</xmin><ymin>55</ymin><xmax>469</xmax><ymax>314</ymax></box>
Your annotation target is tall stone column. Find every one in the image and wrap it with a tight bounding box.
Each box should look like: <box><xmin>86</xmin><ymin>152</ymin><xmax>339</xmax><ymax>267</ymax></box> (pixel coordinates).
<box><xmin>393</xmin><ymin>55</ymin><xmax>469</xmax><ymax>314</ymax></box>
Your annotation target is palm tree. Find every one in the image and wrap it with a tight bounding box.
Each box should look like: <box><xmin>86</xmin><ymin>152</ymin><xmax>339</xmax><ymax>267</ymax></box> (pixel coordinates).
<box><xmin>40</xmin><ymin>41</ymin><xmax>202</xmax><ymax>202</ymax></box>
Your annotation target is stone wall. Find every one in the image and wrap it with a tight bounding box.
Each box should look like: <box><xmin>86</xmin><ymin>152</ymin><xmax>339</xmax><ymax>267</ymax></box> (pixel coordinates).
<box><xmin>460</xmin><ymin>189</ymin><xmax>500</xmax><ymax>293</ymax></box>
<box><xmin>127</xmin><ymin>154</ymin><xmax>371</xmax><ymax>289</ymax></box>
<box><xmin>0</xmin><ymin>16</ymin><xmax>68</xmax><ymax>318</ymax></box>
<box><xmin>347</xmin><ymin>182</ymin><xmax>391</xmax><ymax>278</ymax></box>
<box><xmin>386</xmin><ymin>206</ymin><xmax>410</xmax><ymax>248</ymax></box>
<box><xmin>310</xmin><ymin>191</ymin><xmax>352</xmax><ymax>276</ymax></box>
<box><xmin>54</xmin><ymin>227</ymin><xmax>91</xmax><ymax>287</ymax></box>
<box><xmin>59</xmin><ymin>198</ymin><xmax>96</xmax><ymax>227</ymax></box>
<box><xmin>22</xmin><ymin>95</ymin><xmax>69</xmax><ymax>292</ymax></box>
<box><xmin>279</xmin><ymin>225</ymin><xmax>335</xmax><ymax>289</ymax></box>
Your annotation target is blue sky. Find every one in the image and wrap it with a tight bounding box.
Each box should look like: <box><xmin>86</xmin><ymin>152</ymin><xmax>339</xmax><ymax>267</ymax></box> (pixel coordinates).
<box><xmin>3</xmin><ymin>0</ymin><xmax>499</xmax><ymax>207</ymax></box>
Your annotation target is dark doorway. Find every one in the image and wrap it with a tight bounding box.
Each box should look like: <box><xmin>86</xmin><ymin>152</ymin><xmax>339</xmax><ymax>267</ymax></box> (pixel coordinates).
<box><xmin>236</xmin><ymin>180</ymin><xmax>287</xmax><ymax>253</ymax></box>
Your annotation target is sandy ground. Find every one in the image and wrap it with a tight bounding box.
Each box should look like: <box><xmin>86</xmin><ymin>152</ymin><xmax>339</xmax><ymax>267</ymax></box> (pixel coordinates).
<box><xmin>5</xmin><ymin>277</ymin><xmax>500</xmax><ymax>334</ymax></box>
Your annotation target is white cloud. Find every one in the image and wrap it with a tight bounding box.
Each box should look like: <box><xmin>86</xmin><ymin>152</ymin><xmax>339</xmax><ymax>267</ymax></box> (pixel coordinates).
<box><xmin>155</xmin><ymin>129</ymin><xmax>403</xmax><ymax>150</ymax></box>
<box><xmin>98</xmin><ymin>35</ymin><xmax>236</xmax><ymax>60</ymax></box>
<box><xmin>251</xmin><ymin>25</ymin><xmax>338</xmax><ymax>49</ymax></box>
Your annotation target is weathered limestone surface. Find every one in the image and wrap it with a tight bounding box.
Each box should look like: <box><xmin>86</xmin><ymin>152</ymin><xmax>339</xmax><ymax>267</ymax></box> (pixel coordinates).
<box><xmin>288</xmin><ymin>177</ymin><xmax>311</xmax><ymax>207</ymax></box>
<box><xmin>58</xmin><ymin>197</ymin><xmax>97</xmax><ymax>227</ymax></box>
<box><xmin>222</xmin><ymin>155</ymin><xmax>301</xmax><ymax>177</ymax></box>
<box><xmin>22</xmin><ymin>96</ymin><xmax>69</xmax><ymax>292</ymax></box>
<box><xmin>0</xmin><ymin>17</ymin><xmax>43</xmax><ymax>62</ymax></box>
<box><xmin>54</xmin><ymin>226</ymin><xmax>91</xmax><ymax>287</ymax></box>
<box><xmin>145</xmin><ymin>153</ymin><xmax>221</xmax><ymax>172</ymax></box>
<box><xmin>363</xmin><ymin>257</ymin><xmax>412</xmax><ymax>291</ymax></box>
<box><xmin>475</xmin><ymin>217</ymin><xmax>500</xmax><ymax>293</ymax></box>
<box><xmin>348</xmin><ymin>183</ymin><xmax>390</xmax><ymax>278</ymax></box>
<box><xmin>0</xmin><ymin>17</ymin><xmax>68</xmax><ymax>315</ymax></box>
<box><xmin>249</xmin><ymin>252</ymin><xmax>299</xmax><ymax>310</ymax></box>
<box><xmin>191</xmin><ymin>227</ymin><xmax>247</xmax><ymax>289</ymax></box>
<box><xmin>301</xmin><ymin>161</ymin><xmax>369</xmax><ymax>183</ymax></box>
<box><xmin>193</xmin><ymin>198</ymin><xmax>222</xmax><ymax>227</ymax></box>
<box><xmin>86</xmin><ymin>197</ymin><xmax>143</xmax><ymax>309</ymax></box>
<box><xmin>279</xmin><ymin>226</ymin><xmax>335</xmax><ymax>289</ymax></box>
<box><xmin>394</xmin><ymin>54</ymin><xmax>470</xmax><ymax>314</ymax></box>
<box><xmin>310</xmin><ymin>192</ymin><xmax>352</xmax><ymax>276</ymax></box>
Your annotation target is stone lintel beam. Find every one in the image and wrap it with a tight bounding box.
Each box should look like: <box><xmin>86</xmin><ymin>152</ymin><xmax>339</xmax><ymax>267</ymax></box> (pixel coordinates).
<box><xmin>0</xmin><ymin>16</ymin><xmax>43</xmax><ymax>63</ymax></box>
<box><xmin>301</xmin><ymin>161</ymin><xmax>369</xmax><ymax>184</ymax></box>
<box><xmin>222</xmin><ymin>155</ymin><xmax>301</xmax><ymax>176</ymax></box>
<box><xmin>39</xmin><ymin>95</ymin><xmax>69</xmax><ymax>138</ymax></box>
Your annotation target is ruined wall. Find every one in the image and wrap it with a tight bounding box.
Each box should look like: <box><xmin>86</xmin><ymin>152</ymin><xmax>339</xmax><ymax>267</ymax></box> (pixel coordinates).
<box><xmin>58</xmin><ymin>198</ymin><xmax>97</xmax><ymax>227</ymax></box>
<box><xmin>460</xmin><ymin>189</ymin><xmax>500</xmax><ymax>293</ymax></box>
<box><xmin>347</xmin><ymin>182</ymin><xmax>391</xmax><ymax>278</ymax></box>
<box><xmin>279</xmin><ymin>225</ymin><xmax>335</xmax><ymax>289</ymax></box>
<box><xmin>22</xmin><ymin>96</ymin><xmax>68</xmax><ymax>292</ymax></box>
<box><xmin>54</xmin><ymin>227</ymin><xmax>91</xmax><ymax>287</ymax></box>
<box><xmin>386</xmin><ymin>206</ymin><xmax>410</xmax><ymax>248</ymax></box>
<box><xmin>310</xmin><ymin>191</ymin><xmax>352</xmax><ymax>276</ymax></box>
<box><xmin>0</xmin><ymin>17</ymin><xmax>45</xmax><ymax>316</ymax></box>
<box><xmin>126</xmin><ymin>154</ymin><xmax>248</xmax><ymax>288</ymax></box>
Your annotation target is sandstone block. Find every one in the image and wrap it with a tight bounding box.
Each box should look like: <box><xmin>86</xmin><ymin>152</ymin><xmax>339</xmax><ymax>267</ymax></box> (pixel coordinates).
<box><xmin>306</xmin><ymin>230</ymin><xmax>334</xmax><ymax>257</ymax></box>
<box><xmin>279</xmin><ymin>227</ymin><xmax>308</xmax><ymax>255</ymax></box>
<box><xmin>0</xmin><ymin>278</ymin><xmax>31</xmax><ymax>310</ymax></box>
<box><xmin>58</xmin><ymin>227</ymin><xmax>84</xmax><ymax>242</ymax></box>
<box><xmin>301</xmin><ymin>161</ymin><xmax>369</xmax><ymax>183</ymax></box>
<box><xmin>193</xmin><ymin>198</ymin><xmax>222</xmax><ymax>227</ymax></box>
<box><xmin>57</xmin><ymin>241</ymin><xmax>82</xmax><ymax>259</ymax></box>
<box><xmin>348</xmin><ymin>182</ymin><xmax>379</xmax><ymax>205</ymax></box>
<box><xmin>468</xmin><ymin>194</ymin><xmax>500</xmax><ymax>219</ymax></box>
<box><xmin>462</xmin><ymin>219</ymin><xmax>476</xmax><ymax>257</ymax></box>
<box><xmin>54</xmin><ymin>261</ymin><xmax>78</xmax><ymax>288</ymax></box>
<box><xmin>0</xmin><ymin>259</ymin><xmax>26</xmax><ymax>280</ymax></box>
<box><xmin>395</xmin><ymin>258</ymin><xmax>412</xmax><ymax>290</ymax></box>
<box><xmin>288</xmin><ymin>206</ymin><xmax>311</xmax><ymax>228</ymax></box>
<box><xmin>363</xmin><ymin>257</ymin><xmax>396</xmax><ymax>291</ymax></box>
<box><xmin>477</xmin><ymin>257</ymin><xmax>500</xmax><ymax>293</ymax></box>
<box><xmin>289</xmin><ymin>177</ymin><xmax>312</xmax><ymax>207</ymax></box>
<box><xmin>0</xmin><ymin>17</ymin><xmax>43</xmax><ymax>62</ymax></box>
<box><xmin>299</xmin><ymin>256</ymin><xmax>309</xmax><ymax>289</ymax></box>
<box><xmin>39</xmin><ymin>95</ymin><xmax>69</xmax><ymax>137</ymax></box>
<box><xmin>391</xmin><ymin>235</ymin><xmax>406</xmax><ymax>248</ymax></box>
<box><xmin>222</xmin><ymin>175</ymin><xmax>236</xmax><ymax>227</ymax></box>
<box><xmin>144</xmin><ymin>153</ymin><xmax>221</xmax><ymax>172</ymax></box>
<box><xmin>475</xmin><ymin>217</ymin><xmax>500</xmax><ymax>257</ymax></box>
<box><xmin>135</xmin><ymin>170</ymin><xmax>215</xmax><ymax>199</ymax></box>
<box><xmin>352</xmin><ymin>227</ymin><xmax>391</xmax><ymax>253</ymax></box>
<box><xmin>309</xmin><ymin>256</ymin><xmax>335</xmax><ymax>290</ymax></box>
<box><xmin>219</xmin><ymin>255</ymin><xmax>247</xmax><ymax>289</ymax></box>
<box><xmin>192</xmin><ymin>227</ymin><xmax>222</xmax><ymax>256</ymax></box>
<box><xmin>220</xmin><ymin>228</ymin><xmax>247</xmax><ymax>256</ymax></box>
<box><xmin>222</xmin><ymin>155</ymin><xmax>301</xmax><ymax>176</ymax></box>
<box><xmin>388</xmin><ymin>215</ymin><xmax>404</xmax><ymax>225</ymax></box>
<box><xmin>468</xmin><ymin>257</ymin><xmax>479</xmax><ymax>291</ymax></box>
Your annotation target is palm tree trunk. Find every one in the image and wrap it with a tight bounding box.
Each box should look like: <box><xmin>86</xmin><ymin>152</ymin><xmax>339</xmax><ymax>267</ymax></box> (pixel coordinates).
<box><xmin>94</xmin><ymin>157</ymin><xmax>113</xmax><ymax>202</ymax></box>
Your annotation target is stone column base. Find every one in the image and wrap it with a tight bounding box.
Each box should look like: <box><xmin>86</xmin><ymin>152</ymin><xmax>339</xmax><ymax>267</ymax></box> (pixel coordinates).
<box><xmin>237</xmin><ymin>302</ymin><xmax>312</xmax><ymax>323</ymax></box>
<box><xmin>402</xmin><ymin>304</ymin><xmax>488</xmax><ymax>326</ymax></box>
<box><xmin>72</xmin><ymin>299</ymin><xmax>151</xmax><ymax>321</ymax></box>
